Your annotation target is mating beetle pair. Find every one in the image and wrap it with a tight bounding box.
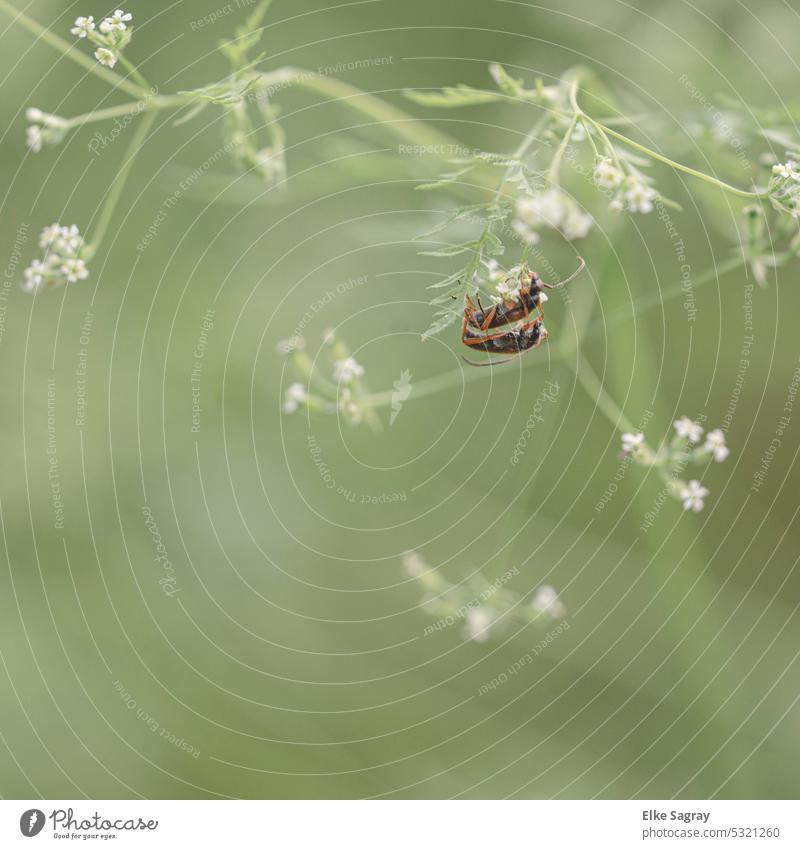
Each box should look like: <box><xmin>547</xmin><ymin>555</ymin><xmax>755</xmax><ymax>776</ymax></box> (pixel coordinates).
<box><xmin>461</xmin><ymin>256</ymin><xmax>586</xmax><ymax>366</ymax></box>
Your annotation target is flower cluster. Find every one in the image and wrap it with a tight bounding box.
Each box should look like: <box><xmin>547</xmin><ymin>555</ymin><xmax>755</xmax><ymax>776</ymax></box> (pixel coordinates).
<box><xmin>22</xmin><ymin>224</ymin><xmax>91</xmax><ymax>293</ymax></box>
<box><xmin>70</xmin><ymin>10</ymin><xmax>133</xmax><ymax>69</ymax></box>
<box><xmin>593</xmin><ymin>157</ymin><xmax>657</xmax><ymax>214</ymax></box>
<box><xmin>512</xmin><ymin>188</ymin><xmax>593</xmax><ymax>244</ymax></box>
<box><xmin>25</xmin><ymin>108</ymin><xmax>69</xmax><ymax>154</ymax></box>
<box><xmin>619</xmin><ymin>417</ymin><xmax>730</xmax><ymax>513</ymax></box>
<box><xmin>402</xmin><ymin>550</ymin><xmax>565</xmax><ymax>644</ymax></box>
<box><xmin>768</xmin><ymin>159</ymin><xmax>800</xmax><ymax>218</ymax></box>
<box><xmin>278</xmin><ymin>330</ymin><xmax>375</xmax><ymax>427</ymax></box>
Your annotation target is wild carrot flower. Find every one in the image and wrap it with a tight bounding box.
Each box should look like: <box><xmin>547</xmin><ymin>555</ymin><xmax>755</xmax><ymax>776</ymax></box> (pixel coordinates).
<box><xmin>94</xmin><ymin>47</ymin><xmax>117</xmax><ymax>68</ymax></box>
<box><xmin>464</xmin><ymin>607</ymin><xmax>492</xmax><ymax>643</ymax></box>
<box><xmin>21</xmin><ymin>223</ymin><xmax>91</xmax><ymax>292</ymax></box>
<box><xmin>703</xmin><ymin>429</ymin><xmax>729</xmax><ymax>462</ymax></box>
<box><xmin>593</xmin><ymin>157</ymin><xmax>624</xmax><ymax>190</ymax></box>
<box><xmin>70</xmin><ymin>16</ymin><xmax>95</xmax><ymax>37</ymax></box>
<box><xmin>100</xmin><ymin>10</ymin><xmax>132</xmax><ymax>33</ymax></box>
<box><xmin>25</xmin><ymin>110</ymin><xmax>68</xmax><ymax>153</ymax></box>
<box><xmin>681</xmin><ymin>480</ymin><xmax>709</xmax><ymax>512</ymax></box>
<box><xmin>621</xmin><ymin>432</ymin><xmax>645</xmax><ymax>454</ymax></box>
<box><xmin>334</xmin><ymin>357</ymin><xmax>364</xmax><ymax>383</ymax></box>
<box><xmin>531</xmin><ymin>584</ymin><xmax>566</xmax><ymax>619</ymax></box>
<box><xmin>623</xmin><ymin>179</ymin><xmax>656</xmax><ymax>214</ymax></box>
<box><xmin>674</xmin><ymin>416</ymin><xmax>704</xmax><ymax>443</ymax></box>
<box><xmin>282</xmin><ymin>383</ymin><xmax>307</xmax><ymax>414</ymax></box>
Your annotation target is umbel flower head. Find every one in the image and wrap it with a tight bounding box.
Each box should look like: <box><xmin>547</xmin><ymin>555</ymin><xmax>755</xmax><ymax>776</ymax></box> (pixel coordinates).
<box><xmin>25</xmin><ymin>108</ymin><xmax>69</xmax><ymax>153</ymax></box>
<box><xmin>69</xmin><ymin>9</ymin><xmax>133</xmax><ymax>70</ymax></box>
<box><xmin>22</xmin><ymin>223</ymin><xmax>91</xmax><ymax>293</ymax></box>
<box><xmin>619</xmin><ymin>416</ymin><xmax>729</xmax><ymax>513</ymax></box>
<box><xmin>512</xmin><ymin>188</ymin><xmax>593</xmax><ymax>244</ymax></box>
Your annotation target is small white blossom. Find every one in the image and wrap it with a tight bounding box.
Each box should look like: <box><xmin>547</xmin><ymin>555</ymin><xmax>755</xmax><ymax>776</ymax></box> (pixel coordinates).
<box><xmin>25</xmin><ymin>125</ymin><xmax>43</xmax><ymax>153</ymax></box>
<box><xmin>531</xmin><ymin>585</ymin><xmax>565</xmax><ymax>619</ymax></box>
<box><xmin>94</xmin><ymin>47</ymin><xmax>117</xmax><ymax>68</ymax></box>
<box><xmin>621</xmin><ymin>432</ymin><xmax>645</xmax><ymax>454</ymax></box>
<box><xmin>26</xmin><ymin>107</ymin><xmax>44</xmax><ymax>122</ymax></box>
<box><xmin>562</xmin><ymin>208</ymin><xmax>593</xmax><ymax>240</ymax></box>
<box><xmin>282</xmin><ymin>383</ymin><xmax>307</xmax><ymax>414</ymax></box>
<box><xmin>704</xmin><ymin>428</ymin><xmax>730</xmax><ymax>462</ymax></box>
<box><xmin>276</xmin><ymin>336</ymin><xmax>304</xmax><ymax>355</ymax></box>
<box><xmin>593</xmin><ymin>157</ymin><xmax>624</xmax><ymax>190</ymax></box>
<box><xmin>773</xmin><ymin>161</ymin><xmax>800</xmax><ymax>181</ymax></box>
<box><xmin>100</xmin><ymin>9</ymin><xmax>132</xmax><ymax>33</ymax></box>
<box><xmin>681</xmin><ymin>480</ymin><xmax>708</xmax><ymax>512</ymax></box>
<box><xmin>70</xmin><ymin>16</ymin><xmax>95</xmax><ymax>38</ymax></box>
<box><xmin>338</xmin><ymin>387</ymin><xmax>362</xmax><ymax>424</ymax></box>
<box><xmin>464</xmin><ymin>607</ymin><xmax>492</xmax><ymax>643</ymax></box>
<box><xmin>624</xmin><ymin>181</ymin><xmax>656</xmax><ymax>214</ymax></box>
<box><xmin>22</xmin><ymin>260</ymin><xmax>46</xmax><ymax>292</ymax></box>
<box><xmin>60</xmin><ymin>257</ymin><xmax>89</xmax><ymax>283</ymax></box>
<box><xmin>674</xmin><ymin>416</ymin><xmax>704</xmax><ymax>443</ymax></box>
<box><xmin>516</xmin><ymin>188</ymin><xmax>566</xmax><ymax>229</ymax></box>
<box><xmin>55</xmin><ymin>224</ymin><xmax>81</xmax><ymax>256</ymax></box>
<box><xmin>511</xmin><ymin>217</ymin><xmax>539</xmax><ymax>245</ymax></box>
<box><xmin>38</xmin><ymin>223</ymin><xmax>61</xmax><ymax>249</ymax></box>
<box><xmin>402</xmin><ymin>550</ymin><xmax>425</xmax><ymax>578</ymax></box>
<box><xmin>334</xmin><ymin>357</ymin><xmax>364</xmax><ymax>383</ymax></box>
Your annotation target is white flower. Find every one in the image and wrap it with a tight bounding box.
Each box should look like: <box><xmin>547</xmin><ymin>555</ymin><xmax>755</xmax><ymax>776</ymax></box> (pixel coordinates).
<box><xmin>95</xmin><ymin>47</ymin><xmax>117</xmax><ymax>68</ymax></box>
<box><xmin>531</xmin><ymin>585</ymin><xmax>565</xmax><ymax>619</ymax></box>
<box><xmin>100</xmin><ymin>9</ymin><xmax>132</xmax><ymax>33</ymax></box>
<box><xmin>464</xmin><ymin>607</ymin><xmax>492</xmax><ymax>643</ymax></box>
<box><xmin>402</xmin><ymin>550</ymin><xmax>425</xmax><ymax>578</ymax></box>
<box><xmin>334</xmin><ymin>357</ymin><xmax>364</xmax><ymax>383</ymax></box>
<box><xmin>26</xmin><ymin>107</ymin><xmax>44</xmax><ymax>122</ymax></box>
<box><xmin>25</xmin><ymin>125</ymin><xmax>43</xmax><ymax>153</ymax></box>
<box><xmin>55</xmin><ymin>224</ymin><xmax>81</xmax><ymax>256</ymax></box>
<box><xmin>674</xmin><ymin>416</ymin><xmax>704</xmax><ymax>443</ymax></box>
<box><xmin>621</xmin><ymin>432</ymin><xmax>645</xmax><ymax>454</ymax></box>
<box><xmin>482</xmin><ymin>258</ymin><xmax>506</xmax><ymax>286</ymax></box>
<box><xmin>70</xmin><ymin>16</ymin><xmax>95</xmax><ymax>37</ymax></box>
<box><xmin>624</xmin><ymin>181</ymin><xmax>656</xmax><ymax>214</ymax></box>
<box><xmin>23</xmin><ymin>260</ymin><xmax>46</xmax><ymax>292</ymax></box>
<box><xmin>38</xmin><ymin>223</ymin><xmax>62</xmax><ymax>249</ymax></box>
<box><xmin>704</xmin><ymin>428</ymin><xmax>730</xmax><ymax>462</ymax></box>
<box><xmin>282</xmin><ymin>383</ymin><xmax>307</xmax><ymax>414</ymax></box>
<box><xmin>773</xmin><ymin>161</ymin><xmax>800</xmax><ymax>181</ymax></box>
<box><xmin>338</xmin><ymin>387</ymin><xmax>362</xmax><ymax>424</ymax></box>
<box><xmin>511</xmin><ymin>218</ymin><xmax>539</xmax><ymax>245</ymax></box>
<box><xmin>593</xmin><ymin>157</ymin><xmax>623</xmax><ymax>190</ymax></box>
<box><xmin>562</xmin><ymin>208</ymin><xmax>593</xmax><ymax>240</ymax></box>
<box><xmin>60</xmin><ymin>257</ymin><xmax>89</xmax><ymax>283</ymax></box>
<box><xmin>516</xmin><ymin>188</ymin><xmax>566</xmax><ymax>229</ymax></box>
<box><xmin>681</xmin><ymin>480</ymin><xmax>708</xmax><ymax>512</ymax></box>
<box><xmin>276</xmin><ymin>336</ymin><xmax>304</xmax><ymax>355</ymax></box>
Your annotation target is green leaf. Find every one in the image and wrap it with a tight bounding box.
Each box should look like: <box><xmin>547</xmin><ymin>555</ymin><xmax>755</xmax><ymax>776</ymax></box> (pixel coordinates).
<box><xmin>488</xmin><ymin>63</ymin><xmax>524</xmax><ymax>97</ymax></box>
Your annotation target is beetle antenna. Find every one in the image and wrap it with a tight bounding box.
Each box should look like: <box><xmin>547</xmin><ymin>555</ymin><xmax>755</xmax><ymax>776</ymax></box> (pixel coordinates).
<box><xmin>542</xmin><ymin>255</ymin><xmax>586</xmax><ymax>289</ymax></box>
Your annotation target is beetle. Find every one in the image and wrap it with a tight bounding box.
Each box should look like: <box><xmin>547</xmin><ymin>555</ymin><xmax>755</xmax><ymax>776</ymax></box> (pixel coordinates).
<box><xmin>465</xmin><ymin>255</ymin><xmax>586</xmax><ymax>333</ymax></box>
<box><xmin>461</xmin><ymin>256</ymin><xmax>585</xmax><ymax>366</ymax></box>
<box><xmin>461</xmin><ymin>316</ymin><xmax>549</xmax><ymax>366</ymax></box>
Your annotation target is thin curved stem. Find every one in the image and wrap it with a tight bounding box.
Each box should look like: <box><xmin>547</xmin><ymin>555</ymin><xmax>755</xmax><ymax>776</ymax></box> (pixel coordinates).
<box><xmin>88</xmin><ymin>110</ymin><xmax>155</xmax><ymax>250</ymax></box>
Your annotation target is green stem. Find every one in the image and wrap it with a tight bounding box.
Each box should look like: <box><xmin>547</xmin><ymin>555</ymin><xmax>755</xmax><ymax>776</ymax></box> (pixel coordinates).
<box><xmin>115</xmin><ymin>53</ymin><xmax>151</xmax><ymax>94</ymax></box>
<box><xmin>0</xmin><ymin>0</ymin><xmax>147</xmax><ymax>99</ymax></box>
<box><xmin>568</xmin><ymin>353</ymin><xmax>635</xmax><ymax>433</ymax></box>
<box><xmin>65</xmin><ymin>94</ymin><xmax>190</xmax><ymax>128</ymax></box>
<box><xmin>88</xmin><ymin>110</ymin><xmax>156</xmax><ymax>250</ymax></box>
<box><xmin>547</xmin><ymin>113</ymin><xmax>579</xmax><ymax>185</ymax></box>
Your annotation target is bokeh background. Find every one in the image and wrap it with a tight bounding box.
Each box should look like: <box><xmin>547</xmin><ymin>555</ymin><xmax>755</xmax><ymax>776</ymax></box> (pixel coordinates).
<box><xmin>1</xmin><ymin>0</ymin><xmax>799</xmax><ymax>799</ymax></box>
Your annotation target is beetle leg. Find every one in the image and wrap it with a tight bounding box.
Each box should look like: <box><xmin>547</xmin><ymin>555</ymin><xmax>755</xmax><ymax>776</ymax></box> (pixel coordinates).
<box><xmin>480</xmin><ymin>304</ymin><xmax>498</xmax><ymax>331</ymax></box>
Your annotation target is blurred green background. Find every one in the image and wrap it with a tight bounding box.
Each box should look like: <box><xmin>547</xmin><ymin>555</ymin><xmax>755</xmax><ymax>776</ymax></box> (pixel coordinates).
<box><xmin>0</xmin><ymin>0</ymin><xmax>799</xmax><ymax>799</ymax></box>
